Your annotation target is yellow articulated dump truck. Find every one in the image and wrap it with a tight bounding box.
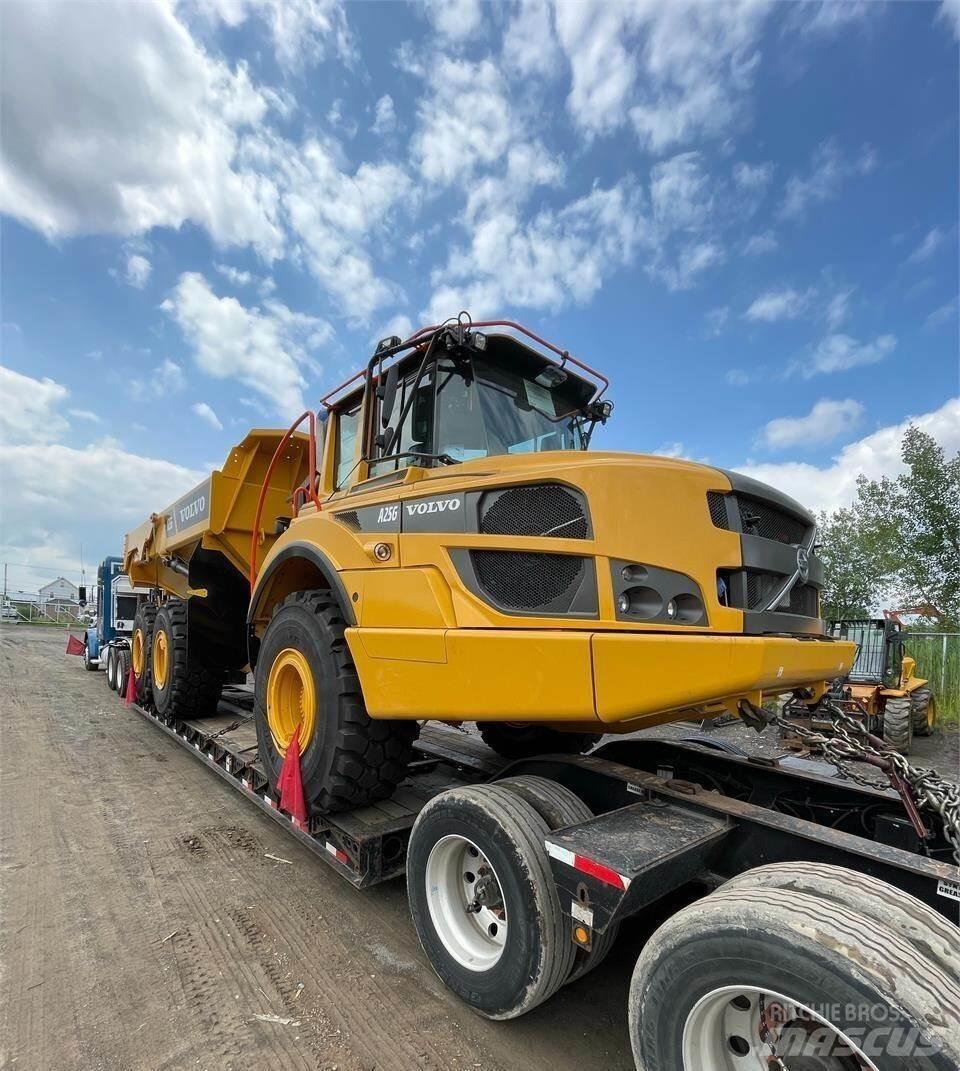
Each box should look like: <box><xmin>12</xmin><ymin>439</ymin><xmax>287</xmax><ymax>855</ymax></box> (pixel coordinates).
<box><xmin>124</xmin><ymin>316</ymin><xmax>854</xmax><ymax>815</ymax></box>
<box><xmin>113</xmin><ymin>318</ymin><xmax>960</xmax><ymax>1052</ymax></box>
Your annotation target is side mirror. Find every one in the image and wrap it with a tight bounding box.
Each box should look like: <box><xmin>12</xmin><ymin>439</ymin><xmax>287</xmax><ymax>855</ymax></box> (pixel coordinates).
<box><xmin>78</xmin><ymin>585</ymin><xmax>87</xmax><ymax>608</ymax></box>
<box><xmin>379</xmin><ymin>364</ymin><xmax>399</xmax><ymax>429</ymax></box>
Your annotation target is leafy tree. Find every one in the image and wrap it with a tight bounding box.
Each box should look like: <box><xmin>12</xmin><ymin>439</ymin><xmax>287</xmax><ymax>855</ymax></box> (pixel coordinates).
<box><xmin>817</xmin><ymin>505</ymin><xmax>886</xmax><ymax>620</ymax></box>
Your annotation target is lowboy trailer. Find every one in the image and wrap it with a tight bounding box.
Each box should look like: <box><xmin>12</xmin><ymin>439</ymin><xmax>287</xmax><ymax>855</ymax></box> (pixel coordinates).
<box><xmin>109</xmin><ymin>674</ymin><xmax>960</xmax><ymax>1071</ymax></box>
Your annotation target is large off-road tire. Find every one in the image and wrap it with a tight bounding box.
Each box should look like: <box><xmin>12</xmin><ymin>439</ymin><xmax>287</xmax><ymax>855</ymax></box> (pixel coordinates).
<box><xmin>628</xmin><ymin>883</ymin><xmax>960</xmax><ymax>1071</ymax></box>
<box><xmin>478</xmin><ymin>723</ymin><xmax>601</xmax><ymax>760</ymax></box>
<box><xmin>718</xmin><ymin>861</ymin><xmax>960</xmax><ymax>980</ymax></box>
<box><xmin>151</xmin><ymin>600</ymin><xmax>222</xmax><ymax>721</ymax></box>
<box><xmin>254</xmin><ymin>590</ymin><xmax>417</xmax><ymax>814</ymax></box>
<box><xmin>495</xmin><ymin>774</ymin><xmax>620</xmax><ymax>985</ymax></box>
<box><xmin>131</xmin><ymin>604</ymin><xmax>157</xmax><ymax>702</ymax></box>
<box><xmin>882</xmin><ymin>694</ymin><xmax>913</xmax><ymax>753</ymax></box>
<box><xmin>406</xmin><ymin>784</ymin><xmax>575</xmax><ymax>1019</ymax></box>
<box><xmin>911</xmin><ymin>686</ymin><xmax>937</xmax><ymax>737</ymax></box>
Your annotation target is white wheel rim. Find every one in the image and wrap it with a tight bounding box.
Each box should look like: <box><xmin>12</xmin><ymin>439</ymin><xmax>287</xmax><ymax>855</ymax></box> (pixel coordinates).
<box><xmin>682</xmin><ymin>985</ymin><xmax>880</xmax><ymax>1070</ymax></box>
<box><xmin>424</xmin><ymin>834</ymin><xmax>508</xmax><ymax>971</ymax></box>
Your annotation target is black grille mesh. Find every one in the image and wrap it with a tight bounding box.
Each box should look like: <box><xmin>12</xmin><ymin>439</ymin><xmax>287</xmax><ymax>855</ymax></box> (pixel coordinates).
<box><xmin>470</xmin><ymin>550</ymin><xmax>584</xmax><ymax>610</ymax></box>
<box><xmin>335</xmin><ymin>510</ymin><xmax>361</xmax><ymax>532</ymax></box>
<box><xmin>738</xmin><ymin>497</ymin><xmax>807</xmax><ymax>545</ymax></box>
<box><xmin>707</xmin><ymin>491</ymin><xmax>730</xmax><ymax>530</ymax></box>
<box><xmin>480</xmin><ymin>485</ymin><xmax>588</xmax><ymax>539</ymax></box>
<box><xmin>789</xmin><ymin>583</ymin><xmax>819</xmax><ymax>618</ymax></box>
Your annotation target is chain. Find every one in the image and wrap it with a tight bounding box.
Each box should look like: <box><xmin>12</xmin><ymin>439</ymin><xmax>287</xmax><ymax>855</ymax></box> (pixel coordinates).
<box><xmin>770</xmin><ymin>698</ymin><xmax>960</xmax><ymax>866</ymax></box>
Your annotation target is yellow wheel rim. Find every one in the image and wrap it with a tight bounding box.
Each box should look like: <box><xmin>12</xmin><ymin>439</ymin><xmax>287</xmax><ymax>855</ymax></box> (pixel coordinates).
<box><xmin>153</xmin><ymin>629</ymin><xmax>169</xmax><ymax>689</ymax></box>
<box><xmin>927</xmin><ymin>696</ymin><xmax>937</xmax><ymax>731</ymax></box>
<box><xmin>132</xmin><ymin>628</ymin><xmax>145</xmax><ymax>677</ymax></box>
<box><xmin>266</xmin><ymin>648</ymin><xmax>316</xmax><ymax>755</ymax></box>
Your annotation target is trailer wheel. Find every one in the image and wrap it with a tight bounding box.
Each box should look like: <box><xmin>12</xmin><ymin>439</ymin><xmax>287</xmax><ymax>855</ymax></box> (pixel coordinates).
<box><xmin>105</xmin><ymin>647</ymin><xmax>118</xmax><ymax>690</ymax></box>
<box><xmin>407</xmin><ymin>784</ymin><xmax>575</xmax><ymax>1019</ymax></box>
<box><xmin>83</xmin><ymin>640</ymin><xmax>98</xmax><ymax>671</ymax></box>
<box><xmin>911</xmin><ymin>687</ymin><xmax>937</xmax><ymax>737</ymax></box>
<box><xmin>717</xmin><ymin>861</ymin><xmax>960</xmax><ymax>980</ymax></box>
<box><xmin>131</xmin><ymin>604</ymin><xmax>157</xmax><ymax>702</ymax></box>
<box><xmin>628</xmin><ymin>885</ymin><xmax>960</xmax><ymax>1071</ymax></box>
<box><xmin>152</xmin><ymin>600</ymin><xmax>222</xmax><ymax>720</ymax></box>
<box><xmin>254</xmin><ymin>590</ymin><xmax>417</xmax><ymax>814</ymax></box>
<box><xmin>478</xmin><ymin>723</ymin><xmax>601</xmax><ymax>759</ymax></box>
<box><xmin>116</xmin><ymin>649</ymin><xmax>131</xmax><ymax>698</ymax></box>
<box><xmin>882</xmin><ymin>695</ymin><xmax>913</xmax><ymax>753</ymax></box>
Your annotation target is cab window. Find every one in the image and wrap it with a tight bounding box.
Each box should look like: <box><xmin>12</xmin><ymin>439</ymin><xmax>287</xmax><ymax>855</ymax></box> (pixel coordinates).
<box><xmin>334</xmin><ymin>407</ymin><xmax>360</xmax><ymax>488</ymax></box>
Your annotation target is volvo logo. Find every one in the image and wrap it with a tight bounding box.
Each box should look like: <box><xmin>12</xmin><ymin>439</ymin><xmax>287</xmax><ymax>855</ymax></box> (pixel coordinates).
<box><xmin>796</xmin><ymin>545</ymin><xmax>810</xmax><ymax>583</ymax></box>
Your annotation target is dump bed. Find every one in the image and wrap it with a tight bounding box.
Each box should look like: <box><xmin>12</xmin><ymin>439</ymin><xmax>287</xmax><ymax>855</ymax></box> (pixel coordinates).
<box><xmin>123</xmin><ymin>429</ymin><xmax>311</xmax><ymax>599</ymax></box>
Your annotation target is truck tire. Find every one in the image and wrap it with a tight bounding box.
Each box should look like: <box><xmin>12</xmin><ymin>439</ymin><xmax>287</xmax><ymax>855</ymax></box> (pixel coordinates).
<box><xmin>717</xmin><ymin>861</ymin><xmax>960</xmax><ymax>980</ymax></box>
<box><xmin>105</xmin><ymin>647</ymin><xmax>118</xmax><ymax>690</ymax></box>
<box><xmin>151</xmin><ymin>600</ymin><xmax>222</xmax><ymax>721</ymax></box>
<box><xmin>253</xmin><ymin>590</ymin><xmax>417</xmax><ymax>814</ymax></box>
<box><xmin>83</xmin><ymin>640</ymin><xmax>98</xmax><ymax>671</ymax></box>
<box><xmin>911</xmin><ymin>686</ymin><xmax>937</xmax><ymax>737</ymax></box>
<box><xmin>628</xmin><ymin>884</ymin><xmax>960</xmax><ymax>1071</ymax></box>
<box><xmin>495</xmin><ymin>774</ymin><xmax>620</xmax><ymax>986</ymax></box>
<box><xmin>116</xmin><ymin>649</ymin><xmax>131</xmax><ymax>698</ymax></box>
<box><xmin>131</xmin><ymin>604</ymin><xmax>157</xmax><ymax>702</ymax></box>
<box><xmin>478</xmin><ymin>723</ymin><xmax>601</xmax><ymax>760</ymax></box>
<box><xmin>882</xmin><ymin>694</ymin><xmax>913</xmax><ymax>753</ymax></box>
<box><xmin>406</xmin><ymin>784</ymin><xmax>575</xmax><ymax>1019</ymax></box>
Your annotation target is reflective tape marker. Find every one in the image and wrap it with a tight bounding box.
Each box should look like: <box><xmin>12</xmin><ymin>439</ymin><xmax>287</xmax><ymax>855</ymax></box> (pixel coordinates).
<box><xmin>325</xmin><ymin>841</ymin><xmax>349</xmax><ymax>865</ymax></box>
<box><xmin>545</xmin><ymin>841</ymin><xmax>631</xmax><ymax>890</ymax></box>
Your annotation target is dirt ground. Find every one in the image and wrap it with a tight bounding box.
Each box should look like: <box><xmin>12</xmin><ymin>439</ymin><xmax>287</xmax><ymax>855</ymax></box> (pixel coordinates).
<box><xmin>2</xmin><ymin>626</ymin><xmax>957</xmax><ymax>1071</ymax></box>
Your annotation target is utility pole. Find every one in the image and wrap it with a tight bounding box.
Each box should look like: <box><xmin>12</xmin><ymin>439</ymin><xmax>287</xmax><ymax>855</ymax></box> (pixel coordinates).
<box><xmin>3</xmin><ymin>562</ymin><xmax>6</xmax><ymax>603</ymax></box>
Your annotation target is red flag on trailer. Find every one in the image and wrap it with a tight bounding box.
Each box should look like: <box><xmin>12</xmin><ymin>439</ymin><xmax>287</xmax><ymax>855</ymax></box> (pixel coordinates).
<box><xmin>277</xmin><ymin>725</ymin><xmax>308</xmax><ymax>825</ymax></box>
<box><xmin>125</xmin><ymin>661</ymin><xmax>137</xmax><ymax>705</ymax></box>
<box><xmin>66</xmin><ymin>634</ymin><xmax>85</xmax><ymax>655</ymax></box>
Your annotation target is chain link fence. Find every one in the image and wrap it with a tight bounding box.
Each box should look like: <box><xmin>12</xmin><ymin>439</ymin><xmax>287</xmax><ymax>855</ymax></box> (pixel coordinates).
<box><xmin>904</xmin><ymin>632</ymin><xmax>959</xmax><ymax>720</ymax></box>
<box><xmin>1</xmin><ymin>594</ymin><xmax>88</xmax><ymax>628</ymax></box>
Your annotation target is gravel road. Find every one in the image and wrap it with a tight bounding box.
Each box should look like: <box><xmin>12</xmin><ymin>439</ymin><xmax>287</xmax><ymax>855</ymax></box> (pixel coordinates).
<box><xmin>2</xmin><ymin>625</ymin><xmax>956</xmax><ymax>1071</ymax></box>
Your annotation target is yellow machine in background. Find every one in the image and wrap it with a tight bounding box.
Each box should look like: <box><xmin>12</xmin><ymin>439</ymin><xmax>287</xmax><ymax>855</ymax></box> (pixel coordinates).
<box><xmin>124</xmin><ymin>317</ymin><xmax>854</xmax><ymax>813</ymax></box>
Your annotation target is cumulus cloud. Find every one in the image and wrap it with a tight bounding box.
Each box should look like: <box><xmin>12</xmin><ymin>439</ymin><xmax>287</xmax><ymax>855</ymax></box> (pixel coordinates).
<box><xmin>502</xmin><ymin>0</ymin><xmax>559</xmax><ymax>77</ymax></box>
<box><xmin>779</xmin><ymin>139</ymin><xmax>877</xmax><ymax>220</ymax></box>
<box><xmin>797</xmin><ymin>333</ymin><xmax>897</xmax><ymax>378</ymax></box>
<box><xmin>371</xmin><ymin>94</ymin><xmax>397</xmax><ymax>135</ymax></box>
<box><xmin>743</xmin><ymin>231</ymin><xmax>778</xmax><ymax>256</ymax></box>
<box><xmin>737</xmin><ymin>398</ymin><xmax>960</xmax><ymax>514</ymax></box>
<box><xmin>650</xmin><ymin>152</ymin><xmax>714</xmax><ymax>230</ymax></box>
<box><xmin>192</xmin><ymin>401</ymin><xmax>224</xmax><ymax>430</ymax></box>
<box><xmin>129</xmin><ymin>358</ymin><xmax>187</xmax><ymax>401</ymax></box>
<box><xmin>124</xmin><ymin>254</ymin><xmax>152</xmax><ymax>289</ymax></box>
<box><xmin>0</xmin><ymin>366</ymin><xmax>70</xmax><ymax>444</ymax></box>
<box><xmin>162</xmin><ymin>272</ymin><xmax>331</xmax><ymax>416</ymax></box>
<box><xmin>744</xmin><ymin>287</ymin><xmax>813</xmax><ymax>322</ymax></box>
<box><xmin>68</xmin><ymin>409</ymin><xmax>101</xmax><ymax>423</ymax></box>
<box><xmin>421</xmin><ymin>0</ymin><xmax>483</xmax><ymax>42</ymax></box>
<box><xmin>758</xmin><ymin>398</ymin><xmax>864</xmax><ymax>450</ymax></box>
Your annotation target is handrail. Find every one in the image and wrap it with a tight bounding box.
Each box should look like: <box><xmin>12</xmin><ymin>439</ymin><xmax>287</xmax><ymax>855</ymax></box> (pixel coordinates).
<box><xmin>249</xmin><ymin>411</ymin><xmax>319</xmax><ymax>592</ymax></box>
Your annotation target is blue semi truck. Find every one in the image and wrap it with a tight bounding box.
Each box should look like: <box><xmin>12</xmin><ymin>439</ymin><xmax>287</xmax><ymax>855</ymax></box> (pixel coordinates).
<box><xmin>82</xmin><ymin>556</ymin><xmax>150</xmax><ymax>692</ymax></box>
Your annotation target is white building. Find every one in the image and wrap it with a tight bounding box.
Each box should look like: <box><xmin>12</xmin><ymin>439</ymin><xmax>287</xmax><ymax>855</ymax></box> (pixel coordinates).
<box><xmin>39</xmin><ymin>576</ymin><xmax>79</xmax><ymax>610</ymax></box>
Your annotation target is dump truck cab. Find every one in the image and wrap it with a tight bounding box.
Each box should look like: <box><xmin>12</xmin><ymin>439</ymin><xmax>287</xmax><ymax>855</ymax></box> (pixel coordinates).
<box><xmin>252</xmin><ymin>320</ymin><xmax>853</xmax><ymax>734</ymax></box>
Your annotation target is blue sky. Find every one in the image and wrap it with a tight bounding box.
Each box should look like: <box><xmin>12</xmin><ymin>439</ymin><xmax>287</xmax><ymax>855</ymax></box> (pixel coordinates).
<box><xmin>1</xmin><ymin>0</ymin><xmax>958</xmax><ymax>594</ymax></box>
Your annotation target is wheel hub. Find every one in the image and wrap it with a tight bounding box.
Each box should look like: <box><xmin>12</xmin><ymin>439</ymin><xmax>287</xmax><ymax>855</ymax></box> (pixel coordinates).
<box><xmin>152</xmin><ymin>629</ymin><xmax>168</xmax><ymax>689</ymax></box>
<box><xmin>132</xmin><ymin>628</ymin><xmax>144</xmax><ymax>676</ymax></box>
<box><xmin>266</xmin><ymin>647</ymin><xmax>316</xmax><ymax>755</ymax></box>
<box><xmin>682</xmin><ymin>985</ymin><xmax>878</xmax><ymax>1071</ymax></box>
<box><xmin>425</xmin><ymin>835</ymin><xmax>508</xmax><ymax>971</ymax></box>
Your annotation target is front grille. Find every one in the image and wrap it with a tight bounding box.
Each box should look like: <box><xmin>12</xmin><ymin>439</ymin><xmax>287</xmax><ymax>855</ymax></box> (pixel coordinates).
<box><xmin>470</xmin><ymin>550</ymin><xmax>585</xmax><ymax>611</ymax></box>
<box><xmin>707</xmin><ymin>491</ymin><xmax>730</xmax><ymax>530</ymax></box>
<box><xmin>789</xmin><ymin>583</ymin><xmax>819</xmax><ymax>618</ymax></box>
<box><xmin>480</xmin><ymin>485</ymin><xmax>589</xmax><ymax>539</ymax></box>
<box><xmin>335</xmin><ymin>510</ymin><xmax>361</xmax><ymax>532</ymax></box>
<box><xmin>737</xmin><ymin>497</ymin><xmax>807</xmax><ymax>545</ymax></box>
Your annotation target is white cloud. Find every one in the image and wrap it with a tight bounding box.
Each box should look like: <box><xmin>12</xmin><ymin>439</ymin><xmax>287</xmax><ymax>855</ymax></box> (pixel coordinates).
<box><xmin>938</xmin><ymin>0</ymin><xmax>960</xmax><ymax>39</ymax></box>
<box><xmin>745</xmin><ymin>287</ymin><xmax>812</xmax><ymax>322</ymax></box>
<box><xmin>0</xmin><ymin>366</ymin><xmax>70</xmax><ymax>444</ymax></box>
<box><xmin>373</xmin><ymin>314</ymin><xmax>414</xmax><ymax>345</ymax></box>
<box><xmin>726</xmin><ymin>368</ymin><xmax>755</xmax><ymax>386</ymax></box>
<box><xmin>705</xmin><ymin>306</ymin><xmax>730</xmax><ymax>337</ymax></box>
<box><xmin>791</xmin><ymin>0</ymin><xmax>873</xmax><ymax>34</ymax></box>
<box><xmin>743</xmin><ymin>230</ymin><xmax>778</xmax><ymax>256</ymax></box>
<box><xmin>214</xmin><ymin>263</ymin><xmax>254</xmax><ymax>287</ymax></box>
<box><xmin>797</xmin><ymin>333</ymin><xmax>897</xmax><ymax>378</ymax></box>
<box><xmin>424</xmin><ymin>180</ymin><xmax>646</xmax><ymax>320</ymax></box>
<box><xmin>906</xmin><ymin>227</ymin><xmax>946</xmax><ymax>265</ymax></box>
<box><xmin>732</xmin><ymin>160</ymin><xmax>774</xmax><ymax>195</ymax></box>
<box><xmin>926</xmin><ymin>297</ymin><xmax>958</xmax><ymax>329</ymax></box>
<box><xmin>421</xmin><ymin>0</ymin><xmax>483</xmax><ymax>42</ymax></box>
<box><xmin>371</xmin><ymin>94</ymin><xmax>397</xmax><ymax>136</ymax></box>
<box><xmin>737</xmin><ymin>398</ymin><xmax>960</xmax><ymax>514</ymax></box>
<box><xmin>192</xmin><ymin>401</ymin><xmax>224</xmax><ymax>430</ymax></box>
<box><xmin>650</xmin><ymin>152</ymin><xmax>714</xmax><ymax>230</ymax></box>
<box><xmin>124</xmin><ymin>253</ymin><xmax>152</xmax><ymax>289</ymax></box>
<box><xmin>0</xmin><ymin>0</ymin><xmax>285</xmax><ymax>258</ymax></box>
<box><xmin>650</xmin><ymin>239</ymin><xmax>724</xmax><ymax>291</ymax></box>
<box><xmin>779</xmin><ymin>139</ymin><xmax>876</xmax><ymax>220</ymax></box>
<box><xmin>68</xmin><ymin>409</ymin><xmax>101</xmax><ymax>423</ymax></box>
<box><xmin>130</xmin><ymin>358</ymin><xmax>187</xmax><ymax>401</ymax></box>
<box><xmin>162</xmin><ymin>271</ymin><xmax>331</xmax><ymax>416</ymax></box>
<box><xmin>758</xmin><ymin>398</ymin><xmax>864</xmax><ymax>450</ymax></box>
<box><xmin>502</xmin><ymin>1</ymin><xmax>559</xmax><ymax>77</ymax></box>
<box><xmin>824</xmin><ymin>288</ymin><xmax>854</xmax><ymax>330</ymax></box>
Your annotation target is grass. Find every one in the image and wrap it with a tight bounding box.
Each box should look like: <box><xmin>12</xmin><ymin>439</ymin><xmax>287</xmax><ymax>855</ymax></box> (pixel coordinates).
<box><xmin>905</xmin><ymin>631</ymin><xmax>959</xmax><ymax>724</ymax></box>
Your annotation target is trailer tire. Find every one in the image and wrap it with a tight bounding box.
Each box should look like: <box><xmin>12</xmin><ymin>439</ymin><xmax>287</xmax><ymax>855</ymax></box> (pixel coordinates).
<box><xmin>116</xmin><ymin>649</ymin><xmax>131</xmax><ymax>698</ymax></box>
<box><xmin>83</xmin><ymin>640</ymin><xmax>98</xmax><ymax>671</ymax></box>
<box><xmin>628</xmin><ymin>885</ymin><xmax>960</xmax><ymax>1071</ymax></box>
<box><xmin>717</xmin><ymin>861</ymin><xmax>960</xmax><ymax>981</ymax></box>
<box><xmin>105</xmin><ymin>647</ymin><xmax>118</xmax><ymax>690</ymax></box>
<box><xmin>478</xmin><ymin>723</ymin><xmax>601</xmax><ymax>760</ymax></box>
<box><xmin>152</xmin><ymin>600</ymin><xmax>222</xmax><ymax>721</ymax></box>
<box><xmin>254</xmin><ymin>590</ymin><xmax>417</xmax><ymax>814</ymax></box>
<box><xmin>131</xmin><ymin>604</ymin><xmax>157</xmax><ymax>703</ymax></box>
<box><xmin>882</xmin><ymin>694</ymin><xmax>913</xmax><ymax>753</ymax></box>
<box><xmin>407</xmin><ymin>784</ymin><xmax>575</xmax><ymax>1019</ymax></box>
<box><xmin>911</xmin><ymin>686</ymin><xmax>937</xmax><ymax>736</ymax></box>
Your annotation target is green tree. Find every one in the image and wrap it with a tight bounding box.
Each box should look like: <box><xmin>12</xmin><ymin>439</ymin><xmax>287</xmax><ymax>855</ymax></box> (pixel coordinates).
<box><xmin>817</xmin><ymin>505</ymin><xmax>886</xmax><ymax>620</ymax></box>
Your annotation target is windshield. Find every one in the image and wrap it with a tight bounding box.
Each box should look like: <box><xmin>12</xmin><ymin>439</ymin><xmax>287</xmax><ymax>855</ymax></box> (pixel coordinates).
<box><xmin>433</xmin><ymin>356</ymin><xmax>586</xmax><ymax>461</ymax></box>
